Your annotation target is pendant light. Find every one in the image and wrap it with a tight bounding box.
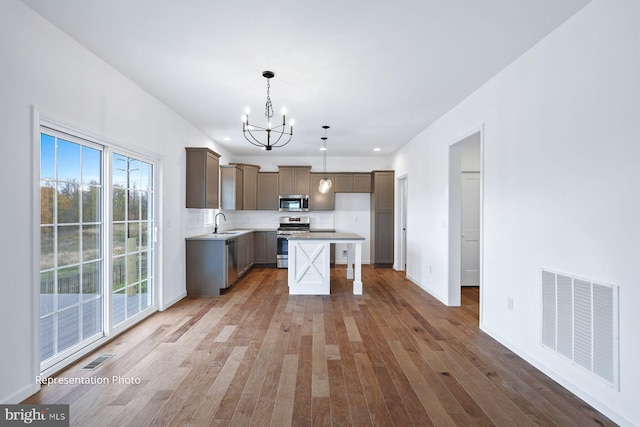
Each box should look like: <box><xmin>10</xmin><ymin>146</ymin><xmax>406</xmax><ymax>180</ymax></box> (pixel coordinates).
<box><xmin>318</xmin><ymin>125</ymin><xmax>332</xmax><ymax>194</ymax></box>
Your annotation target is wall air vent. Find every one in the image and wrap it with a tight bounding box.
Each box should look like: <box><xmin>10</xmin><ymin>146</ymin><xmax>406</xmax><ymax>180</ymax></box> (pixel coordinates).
<box><xmin>541</xmin><ymin>269</ymin><xmax>619</xmax><ymax>389</ymax></box>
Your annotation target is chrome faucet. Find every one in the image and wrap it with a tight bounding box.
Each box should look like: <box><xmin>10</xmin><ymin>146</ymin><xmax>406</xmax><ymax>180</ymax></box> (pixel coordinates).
<box><xmin>214</xmin><ymin>212</ymin><xmax>226</xmax><ymax>234</ymax></box>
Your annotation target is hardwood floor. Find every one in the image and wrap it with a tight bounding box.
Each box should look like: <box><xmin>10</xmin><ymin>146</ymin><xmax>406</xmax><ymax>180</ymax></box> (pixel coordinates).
<box><xmin>25</xmin><ymin>267</ymin><xmax>615</xmax><ymax>426</ymax></box>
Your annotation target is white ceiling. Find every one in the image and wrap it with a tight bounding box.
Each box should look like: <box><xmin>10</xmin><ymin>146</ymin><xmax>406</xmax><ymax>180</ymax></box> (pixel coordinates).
<box><xmin>21</xmin><ymin>0</ymin><xmax>591</xmax><ymax>157</ymax></box>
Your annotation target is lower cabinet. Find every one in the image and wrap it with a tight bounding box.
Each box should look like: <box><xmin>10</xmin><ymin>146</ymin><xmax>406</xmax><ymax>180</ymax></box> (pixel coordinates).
<box><xmin>186</xmin><ymin>232</ymin><xmax>258</xmax><ymax>296</ymax></box>
<box><xmin>237</xmin><ymin>233</ymin><xmax>254</xmax><ymax>277</ymax></box>
<box><xmin>186</xmin><ymin>239</ymin><xmax>226</xmax><ymax>296</ymax></box>
<box><xmin>254</xmin><ymin>231</ymin><xmax>277</xmax><ymax>266</ymax></box>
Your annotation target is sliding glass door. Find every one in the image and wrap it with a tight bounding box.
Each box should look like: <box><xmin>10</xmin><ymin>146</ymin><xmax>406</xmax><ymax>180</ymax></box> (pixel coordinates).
<box><xmin>40</xmin><ymin>129</ymin><xmax>104</xmax><ymax>369</ymax></box>
<box><xmin>39</xmin><ymin>126</ymin><xmax>157</xmax><ymax>372</ymax></box>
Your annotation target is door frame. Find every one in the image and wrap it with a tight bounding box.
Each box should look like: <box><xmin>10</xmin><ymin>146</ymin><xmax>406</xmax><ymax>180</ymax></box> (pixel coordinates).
<box><xmin>395</xmin><ymin>174</ymin><xmax>408</xmax><ymax>272</ymax></box>
<box><xmin>447</xmin><ymin>126</ymin><xmax>484</xmax><ymax>324</ymax></box>
<box><xmin>32</xmin><ymin>107</ymin><xmax>163</xmax><ymax>382</ymax></box>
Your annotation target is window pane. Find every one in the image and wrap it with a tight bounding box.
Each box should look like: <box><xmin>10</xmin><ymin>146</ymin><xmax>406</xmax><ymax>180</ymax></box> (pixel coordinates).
<box><xmin>82</xmin><ymin>299</ymin><xmax>102</xmax><ymax>339</ymax></box>
<box><xmin>112</xmin><ymin>290</ymin><xmax>125</xmax><ymax>325</ymax></box>
<box><xmin>82</xmin><ymin>261</ymin><xmax>102</xmax><ymax>300</ymax></box>
<box><xmin>113</xmin><ymin>154</ymin><xmax>127</xmax><ymax>188</ymax></box>
<box><xmin>113</xmin><ymin>256</ymin><xmax>125</xmax><ymax>291</ymax></box>
<box><xmin>40</xmin><ymin>271</ymin><xmax>55</xmax><ymax>316</ymax></box>
<box><xmin>82</xmin><ymin>225</ymin><xmax>100</xmax><ymax>261</ymax></box>
<box><xmin>127</xmin><ymin>284</ymin><xmax>140</xmax><ymax>317</ymax></box>
<box><xmin>128</xmin><ymin>159</ymin><xmax>141</xmax><ymax>189</ymax></box>
<box><xmin>140</xmin><ymin>162</ymin><xmax>152</xmax><ymax>192</ymax></box>
<box><xmin>57</xmin><ymin>139</ymin><xmax>81</xmax><ymax>182</ymax></box>
<box><xmin>82</xmin><ymin>146</ymin><xmax>101</xmax><ymax>185</ymax></box>
<box><xmin>40</xmin><ymin>315</ymin><xmax>54</xmax><ymax>361</ymax></box>
<box><xmin>140</xmin><ymin>280</ymin><xmax>150</xmax><ymax>310</ymax></box>
<box><xmin>113</xmin><ymin>188</ymin><xmax>126</xmax><ymax>221</ymax></box>
<box><xmin>113</xmin><ymin>223</ymin><xmax>126</xmax><ymax>256</ymax></box>
<box><xmin>127</xmin><ymin>253</ymin><xmax>139</xmax><ymax>284</ymax></box>
<box><xmin>58</xmin><ymin>306</ymin><xmax>80</xmax><ymax>352</ymax></box>
<box><xmin>58</xmin><ymin>266</ymin><xmax>80</xmax><ymax>310</ymax></box>
<box><xmin>140</xmin><ymin>192</ymin><xmax>149</xmax><ymax>220</ymax></box>
<box><xmin>57</xmin><ymin>182</ymin><xmax>80</xmax><ymax>223</ymax></box>
<box><xmin>40</xmin><ymin>134</ymin><xmax>56</xmax><ymax>180</ymax></box>
<box><xmin>140</xmin><ymin>222</ymin><xmax>149</xmax><ymax>251</ymax></box>
<box><xmin>82</xmin><ymin>186</ymin><xmax>101</xmax><ymax>223</ymax></box>
<box><xmin>128</xmin><ymin>190</ymin><xmax>139</xmax><ymax>220</ymax></box>
<box><xmin>127</xmin><ymin>222</ymin><xmax>140</xmax><ymax>252</ymax></box>
<box><xmin>41</xmin><ymin>182</ymin><xmax>55</xmax><ymax>225</ymax></box>
<box><xmin>41</xmin><ymin>227</ymin><xmax>54</xmax><ymax>270</ymax></box>
<box><xmin>140</xmin><ymin>251</ymin><xmax>149</xmax><ymax>281</ymax></box>
<box><xmin>83</xmin><ymin>261</ymin><xmax>101</xmax><ymax>300</ymax></box>
<box><xmin>58</xmin><ymin>225</ymin><xmax>80</xmax><ymax>267</ymax></box>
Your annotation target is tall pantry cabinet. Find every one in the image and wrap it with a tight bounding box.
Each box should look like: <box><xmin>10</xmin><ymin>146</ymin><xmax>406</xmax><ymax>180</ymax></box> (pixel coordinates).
<box><xmin>370</xmin><ymin>171</ymin><xmax>394</xmax><ymax>267</ymax></box>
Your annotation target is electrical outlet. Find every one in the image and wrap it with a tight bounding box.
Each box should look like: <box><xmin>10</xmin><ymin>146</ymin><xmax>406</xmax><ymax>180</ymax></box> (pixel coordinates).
<box><xmin>507</xmin><ymin>297</ymin><xmax>514</xmax><ymax>310</ymax></box>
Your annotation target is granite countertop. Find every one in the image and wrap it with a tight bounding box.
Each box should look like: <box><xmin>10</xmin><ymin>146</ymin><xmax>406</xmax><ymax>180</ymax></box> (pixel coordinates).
<box><xmin>186</xmin><ymin>229</ymin><xmax>266</xmax><ymax>241</ymax></box>
<box><xmin>287</xmin><ymin>232</ymin><xmax>365</xmax><ymax>240</ymax></box>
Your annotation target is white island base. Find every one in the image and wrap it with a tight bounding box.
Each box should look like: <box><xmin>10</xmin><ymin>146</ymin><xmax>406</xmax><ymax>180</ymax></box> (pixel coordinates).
<box><xmin>287</xmin><ymin>233</ymin><xmax>365</xmax><ymax>295</ymax></box>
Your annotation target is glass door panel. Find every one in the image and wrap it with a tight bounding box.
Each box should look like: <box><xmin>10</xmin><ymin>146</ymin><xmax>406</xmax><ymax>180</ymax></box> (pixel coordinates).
<box><xmin>39</xmin><ymin>131</ymin><xmax>104</xmax><ymax>368</ymax></box>
<box><xmin>111</xmin><ymin>153</ymin><xmax>154</xmax><ymax>326</ymax></box>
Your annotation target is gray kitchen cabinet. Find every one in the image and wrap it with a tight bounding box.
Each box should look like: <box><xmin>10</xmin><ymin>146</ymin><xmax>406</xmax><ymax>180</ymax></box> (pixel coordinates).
<box><xmin>220</xmin><ymin>165</ymin><xmax>243</xmax><ymax>210</ymax></box>
<box><xmin>278</xmin><ymin>166</ymin><xmax>311</xmax><ymax>195</ymax></box>
<box><xmin>185</xmin><ymin>147</ymin><xmax>220</xmax><ymax>209</ymax></box>
<box><xmin>254</xmin><ymin>231</ymin><xmax>277</xmax><ymax>265</ymax></box>
<box><xmin>310</xmin><ymin>173</ymin><xmax>335</xmax><ymax>211</ymax></box>
<box><xmin>237</xmin><ymin>232</ymin><xmax>254</xmax><ymax>276</ymax></box>
<box><xmin>222</xmin><ymin>163</ymin><xmax>261</xmax><ymax>210</ymax></box>
<box><xmin>353</xmin><ymin>173</ymin><xmax>372</xmax><ymax>192</ymax></box>
<box><xmin>230</xmin><ymin>163</ymin><xmax>260</xmax><ymax>210</ymax></box>
<box><xmin>257</xmin><ymin>172</ymin><xmax>279</xmax><ymax>210</ymax></box>
<box><xmin>370</xmin><ymin>170</ymin><xmax>395</xmax><ymax>267</ymax></box>
<box><xmin>334</xmin><ymin>172</ymin><xmax>372</xmax><ymax>193</ymax></box>
<box><xmin>186</xmin><ymin>239</ymin><xmax>225</xmax><ymax>296</ymax></box>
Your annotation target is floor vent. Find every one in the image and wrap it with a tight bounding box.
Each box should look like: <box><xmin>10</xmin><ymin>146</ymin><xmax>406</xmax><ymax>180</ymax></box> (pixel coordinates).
<box><xmin>541</xmin><ymin>269</ymin><xmax>618</xmax><ymax>389</ymax></box>
<box><xmin>82</xmin><ymin>354</ymin><xmax>115</xmax><ymax>370</ymax></box>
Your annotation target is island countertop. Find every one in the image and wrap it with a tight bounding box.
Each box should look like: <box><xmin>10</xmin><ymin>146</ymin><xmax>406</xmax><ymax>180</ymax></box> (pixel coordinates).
<box><xmin>287</xmin><ymin>232</ymin><xmax>364</xmax><ymax>240</ymax></box>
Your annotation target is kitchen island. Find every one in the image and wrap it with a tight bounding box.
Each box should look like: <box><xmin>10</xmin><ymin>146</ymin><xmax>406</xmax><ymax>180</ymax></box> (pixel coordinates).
<box><xmin>287</xmin><ymin>232</ymin><xmax>365</xmax><ymax>295</ymax></box>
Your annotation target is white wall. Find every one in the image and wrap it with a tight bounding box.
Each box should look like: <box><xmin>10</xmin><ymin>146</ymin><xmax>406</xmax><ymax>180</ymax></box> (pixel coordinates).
<box><xmin>391</xmin><ymin>0</ymin><xmax>639</xmax><ymax>424</ymax></box>
<box><xmin>0</xmin><ymin>0</ymin><xmax>233</xmax><ymax>404</ymax></box>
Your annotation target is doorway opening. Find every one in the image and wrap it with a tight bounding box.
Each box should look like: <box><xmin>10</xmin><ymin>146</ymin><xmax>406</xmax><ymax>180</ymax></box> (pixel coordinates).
<box><xmin>448</xmin><ymin>130</ymin><xmax>482</xmax><ymax>322</ymax></box>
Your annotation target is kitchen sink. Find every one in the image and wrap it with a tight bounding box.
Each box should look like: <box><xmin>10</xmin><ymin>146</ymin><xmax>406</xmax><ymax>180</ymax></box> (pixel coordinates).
<box><xmin>212</xmin><ymin>231</ymin><xmax>239</xmax><ymax>235</ymax></box>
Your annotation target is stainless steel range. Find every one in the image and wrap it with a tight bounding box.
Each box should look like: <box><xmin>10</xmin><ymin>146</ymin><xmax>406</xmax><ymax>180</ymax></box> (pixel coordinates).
<box><xmin>277</xmin><ymin>216</ymin><xmax>310</xmax><ymax>268</ymax></box>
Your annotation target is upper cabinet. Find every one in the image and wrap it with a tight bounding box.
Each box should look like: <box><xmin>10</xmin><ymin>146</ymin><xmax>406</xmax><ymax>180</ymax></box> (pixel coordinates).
<box><xmin>334</xmin><ymin>173</ymin><xmax>372</xmax><ymax>193</ymax></box>
<box><xmin>278</xmin><ymin>166</ymin><xmax>311</xmax><ymax>195</ymax></box>
<box><xmin>221</xmin><ymin>163</ymin><xmax>260</xmax><ymax>210</ymax></box>
<box><xmin>310</xmin><ymin>173</ymin><xmax>335</xmax><ymax>211</ymax></box>
<box><xmin>257</xmin><ymin>172</ymin><xmax>279</xmax><ymax>210</ymax></box>
<box><xmin>185</xmin><ymin>147</ymin><xmax>220</xmax><ymax>209</ymax></box>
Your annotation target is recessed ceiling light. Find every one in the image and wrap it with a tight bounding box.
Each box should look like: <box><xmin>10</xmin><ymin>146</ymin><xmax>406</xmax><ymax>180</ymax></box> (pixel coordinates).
<box><xmin>373</xmin><ymin>147</ymin><xmax>381</xmax><ymax>152</ymax></box>
<box><xmin>320</xmin><ymin>147</ymin><xmax>327</xmax><ymax>151</ymax></box>
<box><xmin>223</xmin><ymin>137</ymin><xmax>231</xmax><ymax>141</ymax></box>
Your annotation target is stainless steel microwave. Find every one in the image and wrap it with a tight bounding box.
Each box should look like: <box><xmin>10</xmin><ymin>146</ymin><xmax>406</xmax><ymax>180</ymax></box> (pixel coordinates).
<box><xmin>279</xmin><ymin>195</ymin><xmax>309</xmax><ymax>212</ymax></box>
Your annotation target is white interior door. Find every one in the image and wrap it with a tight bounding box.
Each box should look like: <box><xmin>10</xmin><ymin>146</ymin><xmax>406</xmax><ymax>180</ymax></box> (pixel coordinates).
<box><xmin>461</xmin><ymin>172</ymin><xmax>480</xmax><ymax>286</ymax></box>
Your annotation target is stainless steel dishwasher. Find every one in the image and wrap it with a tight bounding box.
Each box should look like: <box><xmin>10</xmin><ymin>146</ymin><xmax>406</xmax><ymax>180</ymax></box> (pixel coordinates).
<box><xmin>225</xmin><ymin>238</ymin><xmax>238</xmax><ymax>288</ymax></box>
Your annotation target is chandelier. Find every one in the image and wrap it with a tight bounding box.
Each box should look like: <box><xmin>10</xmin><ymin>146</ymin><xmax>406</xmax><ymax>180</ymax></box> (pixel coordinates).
<box><xmin>242</xmin><ymin>71</ymin><xmax>294</xmax><ymax>151</ymax></box>
<box><xmin>318</xmin><ymin>125</ymin><xmax>333</xmax><ymax>194</ymax></box>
